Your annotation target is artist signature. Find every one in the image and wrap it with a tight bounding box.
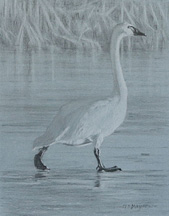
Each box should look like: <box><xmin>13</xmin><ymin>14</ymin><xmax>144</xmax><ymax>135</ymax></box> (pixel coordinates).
<box><xmin>120</xmin><ymin>204</ymin><xmax>156</xmax><ymax>209</ymax></box>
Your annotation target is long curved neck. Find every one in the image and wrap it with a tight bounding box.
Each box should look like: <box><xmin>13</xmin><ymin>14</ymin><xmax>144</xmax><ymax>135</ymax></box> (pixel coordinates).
<box><xmin>110</xmin><ymin>31</ymin><xmax>127</xmax><ymax>99</ymax></box>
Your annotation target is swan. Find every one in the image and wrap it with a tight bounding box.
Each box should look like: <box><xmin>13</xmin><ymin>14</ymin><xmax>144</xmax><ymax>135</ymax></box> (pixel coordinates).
<box><xmin>33</xmin><ymin>22</ymin><xmax>146</xmax><ymax>172</ymax></box>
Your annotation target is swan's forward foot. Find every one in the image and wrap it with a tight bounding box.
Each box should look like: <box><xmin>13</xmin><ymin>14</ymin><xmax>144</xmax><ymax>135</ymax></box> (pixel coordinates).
<box><xmin>94</xmin><ymin>148</ymin><xmax>121</xmax><ymax>172</ymax></box>
<box><xmin>34</xmin><ymin>147</ymin><xmax>50</xmax><ymax>171</ymax></box>
<box><xmin>96</xmin><ymin>165</ymin><xmax>122</xmax><ymax>172</ymax></box>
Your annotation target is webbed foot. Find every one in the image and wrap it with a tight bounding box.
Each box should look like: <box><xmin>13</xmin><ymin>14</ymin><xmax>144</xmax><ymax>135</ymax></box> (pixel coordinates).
<box><xmin>34</xmin><ymin>147</ymin><xmax>50</xmax><ymax>171</ymax></box>
<box><xmin>94</xmin><ymin>148</ymin><xmax>121</xmax><ymax>172</ymax></box>
<box><xmin>96</xmin><ymin>164</ymin><xmax>121</xmax><ymax>172</ymax></box>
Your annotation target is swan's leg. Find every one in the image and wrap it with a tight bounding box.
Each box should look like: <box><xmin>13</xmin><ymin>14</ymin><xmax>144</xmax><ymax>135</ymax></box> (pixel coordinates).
<box><xmin>94</xmin><ymin>148</ymin><xmax>105</xmax><ymax>171</ymax></box>
<box><xmin>94</xmin><ymin>147</ymin><xmax>121</xmax><ymax>172</ymax></box>
<box><xmin>93</xmin><ymin>135</ymin><xmax>121</xmax><ymax>172</ymax></box>
<box><xmin>34</xmin><ymin>146</ymin><xmax>50</xmax><ymax>170</ymax></box>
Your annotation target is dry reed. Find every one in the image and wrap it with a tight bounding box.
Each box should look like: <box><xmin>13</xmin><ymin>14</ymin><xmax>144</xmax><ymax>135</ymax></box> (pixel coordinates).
<box><xmin>0</xmin><ymin>0</ymin><xmax>168</xmax><ymax>50</ymax></box>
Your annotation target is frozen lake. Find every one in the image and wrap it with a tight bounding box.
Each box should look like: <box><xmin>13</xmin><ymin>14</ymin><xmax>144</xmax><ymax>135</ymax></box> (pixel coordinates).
<box><xmin>0</xmin><ymin>48</ymin><xmax>169</xmax><ymax>215</ymax></box>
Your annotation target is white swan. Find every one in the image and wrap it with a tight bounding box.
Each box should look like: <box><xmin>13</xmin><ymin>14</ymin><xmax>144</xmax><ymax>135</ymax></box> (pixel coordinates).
<box><xmin>33</xmin><ymin>23</ymin><xmax>146</xmax><ymax>171</ymax></box>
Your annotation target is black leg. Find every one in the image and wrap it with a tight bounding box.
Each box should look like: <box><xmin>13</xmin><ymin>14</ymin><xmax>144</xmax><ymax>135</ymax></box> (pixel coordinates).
<box><xmin>94</xmin><ymin>148</ymin><xmax>104</xmax><ymax>171</ymax></box>
<box><xmin>34</xmin><ymin>147</ymin><xmax>49</xmax><ymax>170</ymax></box>
<box><xmin>94</xmin><ymin>148</ymin><xmax>122</xmax><ymax>172</ymax></box>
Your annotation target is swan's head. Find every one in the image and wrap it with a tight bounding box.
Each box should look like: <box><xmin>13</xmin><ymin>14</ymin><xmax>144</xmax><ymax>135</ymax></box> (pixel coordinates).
<box><xmin>121</xmin><ymin>22</ymin><xmax>146</xmax><ymax>37</ymax></box>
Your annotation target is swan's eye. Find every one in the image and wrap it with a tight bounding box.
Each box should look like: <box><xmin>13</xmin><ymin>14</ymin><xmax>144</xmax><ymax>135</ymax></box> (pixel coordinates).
<box><xmin>128</xmin><ymin>26</ymin><xmax>135</xmax><ymax>32</ymax></box>
<box><xmin>128</xmin><ymin>26</ymin><xmax>138</xmax><ymax>34</ymax></box>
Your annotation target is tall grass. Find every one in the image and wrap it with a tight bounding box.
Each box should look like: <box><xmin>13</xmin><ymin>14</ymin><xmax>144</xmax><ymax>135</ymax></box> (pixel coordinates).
<box><xmin>0</xmin><ymin>0</ymin><xmax>168</xmax><ymax>50</ymax></box>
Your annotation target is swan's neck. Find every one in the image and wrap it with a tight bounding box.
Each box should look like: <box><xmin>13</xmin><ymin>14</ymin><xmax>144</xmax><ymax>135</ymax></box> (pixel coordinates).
<box><xmin>110</xmin><ymin>32</ymin><xmax>127</xmax><ymax>99</ymax></box>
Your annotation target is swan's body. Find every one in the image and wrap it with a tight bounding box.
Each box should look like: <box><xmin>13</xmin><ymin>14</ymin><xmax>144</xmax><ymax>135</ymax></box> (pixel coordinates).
<box><xmin>33</xmin><ymin>23</ymin><xmax>145</xmax><ymax>171</ymax></box>
<box><xmin>33</xmin><ymin>96</ymin><xmax>126</xmax><ymax>148</ymax></box>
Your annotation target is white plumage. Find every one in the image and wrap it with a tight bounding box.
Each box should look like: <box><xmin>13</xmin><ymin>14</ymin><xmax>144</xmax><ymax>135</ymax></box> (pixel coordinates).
<box><xmin>33</xmin><ymin>96</ymin><xmax>126</xmax><ymax>148</ymax></box>
<box><xmin>33</xmin><ymin>23</ymin><xmax>146</xmax><ymax>171</ymax></box>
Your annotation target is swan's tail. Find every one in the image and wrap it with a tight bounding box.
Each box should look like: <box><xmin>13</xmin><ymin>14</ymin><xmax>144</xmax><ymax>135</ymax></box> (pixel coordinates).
<box><xmin>33</xmin><ymin>127</ymin><xmax>70</xmax><ymax>150</ymax></box>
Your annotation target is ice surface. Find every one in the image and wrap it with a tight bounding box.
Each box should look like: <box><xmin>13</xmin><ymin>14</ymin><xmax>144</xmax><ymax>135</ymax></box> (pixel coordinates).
<box><xmin>0</xmin><ymin>49</ymin><xmax>169</xmax><ymax>215</ymax></box>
